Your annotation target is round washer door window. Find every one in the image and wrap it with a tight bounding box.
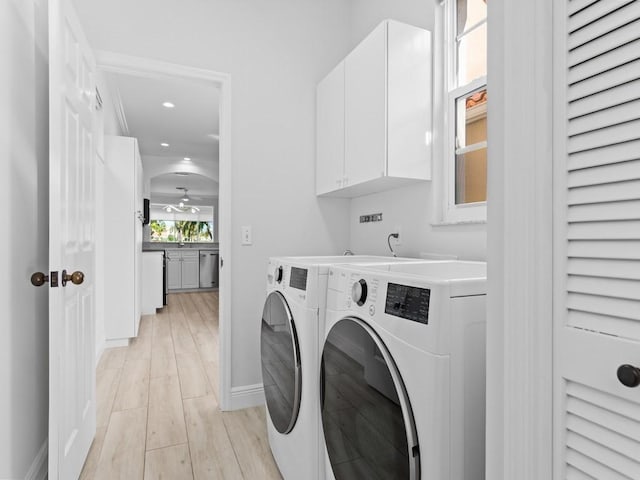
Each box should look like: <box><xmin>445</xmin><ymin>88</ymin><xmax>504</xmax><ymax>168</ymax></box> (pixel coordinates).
<box><xmin>321</xmin><ymin>317</ymin><xmax>419</xmax><ymax>480</ymax></box>
<box><xmin>260</xmin><ymin>291</ymin><xmax>302</xmax><ymax>434</ymax></box>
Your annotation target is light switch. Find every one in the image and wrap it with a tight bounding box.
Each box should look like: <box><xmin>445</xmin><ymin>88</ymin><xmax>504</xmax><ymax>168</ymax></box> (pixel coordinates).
<box><xmin>241</xmin><ymin>226</ymin><xmax>252</xmax><ymax>245</ymax></box>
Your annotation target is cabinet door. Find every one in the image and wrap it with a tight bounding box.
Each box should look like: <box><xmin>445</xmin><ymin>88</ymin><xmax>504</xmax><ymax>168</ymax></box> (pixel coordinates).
<box><xmin>167</xmin><ymin>256</ymin><xmax>182</xmax><ymax>290</ymax></box>
<box><xmin>344</xmin><ymin>22</ymin><xmax>387</xmax><ymax>188</ymax></box>
<box><xmin>316</xmin><ymin>61</ymin><xmax>345</xmax><ymax>195</ymax></box>
<box><xmin>181</xmin><ymin>254</ymin><xmax>200</xmax><ymax>289</ymax></box>
<box><xmin>387</xmin><ymin>21</ymin><xmax>431</xmax><ymax>179</ymax></box>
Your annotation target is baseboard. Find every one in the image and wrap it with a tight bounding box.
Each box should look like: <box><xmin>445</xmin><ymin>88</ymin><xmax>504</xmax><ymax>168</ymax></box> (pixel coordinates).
<box><xmin>95</xmin><ymin>340</ymin><xmax>106</xmax><ymax>366</ymax></box>
<box><xmin>104</xmin><ymin>338</ymin><xmax>129</xmax><ymax>348</ymax></box>
<box><xmin>230</xmin><ymin>383</ymin><xmax>265</xmax><ymax>410</ymax></box>
<box><xmin>24</xmin><ymin>440</ymin><xmax>47</xmax><ymax>480</ymax></box>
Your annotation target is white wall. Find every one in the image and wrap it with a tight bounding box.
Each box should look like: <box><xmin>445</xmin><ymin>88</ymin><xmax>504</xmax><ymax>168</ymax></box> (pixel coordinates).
<box><xmin>346</xmin><ymin>0</ymin><xmax>488</xmax><ymax>261</ymax></box>
<box><xmin>0</xmin><ymin>0</ymin><xmax>49</xmax><ymax>477</ymax></box>
<box><xmin>349</xmin><ymin>183</ymin><xmax>486</xmax><ymax>259</ymax></box>
<box><xmin>73</xmin><ymin>0</ymin><xmax>353</xmax><ymax>391</ymax></box>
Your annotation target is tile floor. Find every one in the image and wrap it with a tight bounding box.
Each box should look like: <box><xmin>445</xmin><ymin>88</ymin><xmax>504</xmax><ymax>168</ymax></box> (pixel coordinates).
<box><xmin>80</xmin><ymin>291</ymin><xmax>283</xmax><ymax>480</ymax></box>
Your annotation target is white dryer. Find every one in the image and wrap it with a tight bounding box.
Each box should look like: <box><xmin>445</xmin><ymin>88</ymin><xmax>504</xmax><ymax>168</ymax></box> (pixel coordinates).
<box><xmin>320</xmin><ymin>261</ymin><xmax>487</xmax><ymax>480</ymax></box>
<box><xmin>260</xmin><ymin>256</ymin><xmax>425</xmax><ymax>480</ymax></box>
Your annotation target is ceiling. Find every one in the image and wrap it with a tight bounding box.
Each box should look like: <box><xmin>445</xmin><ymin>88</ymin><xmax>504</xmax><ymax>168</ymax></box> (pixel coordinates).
<box><xmin>103</xmin><ymin>71</ymin><xmax>220</xmax><ymax>199</ymax></box>
<box><xmin>151</xmin><ymin>173</ymin><xmax>217</xmax><ymax>207</ymax></box>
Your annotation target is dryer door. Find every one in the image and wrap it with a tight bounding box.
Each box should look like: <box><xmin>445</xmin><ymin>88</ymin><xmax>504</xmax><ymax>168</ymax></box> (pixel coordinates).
<box><xmin>321</xmin><ymin>317</ymin><xmax>419</xmax><ymax>480</ymax></box>
<box><xmin>260</xmin><ymin>291</ymin><xmax>302</xmax><ymax>434</ymax></box>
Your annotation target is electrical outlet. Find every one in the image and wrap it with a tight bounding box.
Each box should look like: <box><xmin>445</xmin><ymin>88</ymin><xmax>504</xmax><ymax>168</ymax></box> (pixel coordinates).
<box><xmin>394</xmin><ymin>226</ymin><xmax>402</xmax><ymax>246</ymax></box>
<box><xmin>359</xmin><ymin>213</ymin><xmax>383</xmax><ymax>223</ymax></box>
<box><xmin>241</xmin><ymin>226</ymin><xmax>252</xmax><ymax>245</ymax></box>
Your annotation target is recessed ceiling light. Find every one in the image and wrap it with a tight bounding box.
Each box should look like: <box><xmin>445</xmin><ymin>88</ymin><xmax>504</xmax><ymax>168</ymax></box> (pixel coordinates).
<box><xmin>162</xmin><ymin>102</ymin><xmax>175</xmax><ymax>108</ymax></box>
<box><xmin>184</xmin><ymin>157</ymin><xmax>191</xmax><ymax>161</ymax></box>
<box><xmin>161</xmin><ymin>143</ymin><xmax>169</xmax><ymax>147</ymax></box>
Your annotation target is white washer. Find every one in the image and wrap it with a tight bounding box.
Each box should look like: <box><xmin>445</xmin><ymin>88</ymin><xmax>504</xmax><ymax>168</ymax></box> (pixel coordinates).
<box><xmin>260</xmin><ymin>256</ymin><xmax>426</xmax><ymax>480</ymax></box>
<box><xmin>320</xmin><ymin>261</ymin><xmax>487</xmax><ymax>480</ymax></box>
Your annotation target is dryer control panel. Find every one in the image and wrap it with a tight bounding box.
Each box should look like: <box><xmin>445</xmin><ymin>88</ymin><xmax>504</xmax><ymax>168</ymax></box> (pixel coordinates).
<box><xmin>385</xmin><ymin>283</ymin><xmax>431</xmax><ymax>324</ymax></box>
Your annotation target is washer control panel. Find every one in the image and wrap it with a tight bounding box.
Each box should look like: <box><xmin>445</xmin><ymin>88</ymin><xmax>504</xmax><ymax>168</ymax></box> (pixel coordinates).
<box><xmin>385</xmin><ymin>282</ymin><xmax>431</xmax><ymax>324</ymax></box>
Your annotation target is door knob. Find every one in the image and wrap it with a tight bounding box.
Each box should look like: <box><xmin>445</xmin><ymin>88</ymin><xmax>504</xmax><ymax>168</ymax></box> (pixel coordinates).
<box><xmin>617</xmin><ymin>364</ymin><xmax>640</xmax><ymax>388</ymax></box>
<box><xmin>62</xmin><ymin>270</ymin><xmax>84</xmax><ymax>287</ymax></box>
<box><xmin>31</xmin><ymin>272</ymin><xmax>49</xmax><ymax>287</ymax></box>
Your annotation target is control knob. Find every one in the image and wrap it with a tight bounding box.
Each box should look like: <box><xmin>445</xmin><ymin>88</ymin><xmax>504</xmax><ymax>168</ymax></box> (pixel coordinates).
<box><xmin>275</xmin><ymin>266</ymin><xmax>284</xmax><ymax>284</ymax></box>
<box><xmin>351</xmin><ymin>279</ymin><xmax>368</xmax><ymax>306</ymax></box>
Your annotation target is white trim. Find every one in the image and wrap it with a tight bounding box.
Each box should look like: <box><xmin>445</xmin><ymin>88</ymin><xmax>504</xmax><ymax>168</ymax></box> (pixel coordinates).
<box><xmin>109</xmin><ymin>83</ymin><xmax>129</xmax><ymax>135</ymax></box>
<box><xmin>103</xmin><ymin>338</ymin><xmax>129</xmax><ymax>349</ymax></box>
<box><xmin>456</xmin><ymin>17</ymin><xmax>487</xmax><ymax>41</ymax></box>
<box><xmin>230</xmin><ymin>384</ymin><xmax>265</xmax><ymax>410</ymax></box>
<box><xmin>551</xmin><ymin>3</ymin><xmax>569</xmax><ymax>479</ymax></box>
<box><xmin>456</xmin><ymin>141</ymin><xmax>487</xmax><ymax>156</ymax></box>
<box><xmin>95</xmin><ymin>341</ymin><xmax>106</xmax><ymax>365</ymax></box>
<box><xmin>95</xmin><ymin>52</ymin><xmax>233</xmax><ymax>411</ymax></box>
<box><xmin>24</xmin><ymin>440</ymin><xmax>48</xmax><ymax>480</ymax></box>
<box><xmin>430</xmin><ymin>219</ymin><xmax>486</xmax><ymax>227</ymax></box>
<box><xmin>486</xmin><ymin>1</ymin><xmax>554</xmax><ymax>479</ymax></box>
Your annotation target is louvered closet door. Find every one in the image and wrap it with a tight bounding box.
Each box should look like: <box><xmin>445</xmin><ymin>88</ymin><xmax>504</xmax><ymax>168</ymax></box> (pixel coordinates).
<box><xmin>554</xmin><ymin>1</ymin><xmax>640</xmax><ymax>478</ymax></box>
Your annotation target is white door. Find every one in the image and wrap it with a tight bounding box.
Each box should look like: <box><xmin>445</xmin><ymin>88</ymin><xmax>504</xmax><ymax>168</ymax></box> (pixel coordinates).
<box><xmin>49</xmin><ymin>0</ymin><xmax>98</xmax><ymax>478</ymax></box>
<box><xmin>553</xmin><ymin>1</ymin><xmax>640</xmax><ymax>478</ymax></box>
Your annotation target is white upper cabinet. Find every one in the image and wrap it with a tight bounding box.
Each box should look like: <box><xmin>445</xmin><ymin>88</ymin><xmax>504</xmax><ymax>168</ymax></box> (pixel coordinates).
<box><xmin>344</xmin><ymin>23</ymin><xmax>387</xmax><ymax>189</ymax></box>
<box><xmin>316</xmin><ymin>20</ymin><xmax>431</xmax><ymax>197</ymax></box>
<box><xmin>316</xmin><ymin>62</ymin><xmax>345</xmax><ymax>195</ymax></box>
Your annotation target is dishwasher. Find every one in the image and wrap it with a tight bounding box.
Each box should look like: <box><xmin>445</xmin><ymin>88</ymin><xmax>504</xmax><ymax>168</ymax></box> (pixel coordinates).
<box><xmin>199</xmin><ymin>250</ymin><xmax>219</xmax><ymax>288</ymax></box>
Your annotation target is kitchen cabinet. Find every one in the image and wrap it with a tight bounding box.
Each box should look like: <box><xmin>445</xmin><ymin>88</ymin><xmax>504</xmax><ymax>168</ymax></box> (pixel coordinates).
<box><xmin>166</xmin><ymin>249</ymin><xmax>200</xmax><ymax>290</ymax></box>
<box><xmin>104</xmin><ymin>135</ymin><xmax>143</xmax><ymax>340</ymax></box>
<box><xmin>167</xmin><ymin>252</ymin><xmax>182</xmax><ymax>290</ymax></box>
<box><xmin>141</xmin><ymin>252</ymin><xmax>163</xmax><ymax>314</ymax></box>
<box><xmin>316</xmin><ymin>20</ymin><xmax>431</xmax><ymax>197</ymax></box>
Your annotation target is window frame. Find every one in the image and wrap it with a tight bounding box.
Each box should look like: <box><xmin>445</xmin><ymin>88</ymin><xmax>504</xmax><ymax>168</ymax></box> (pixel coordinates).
<box><xmin>440</xmin><ymin>0</ymin><xmax>487</xmax><ymax>224</ymax></box>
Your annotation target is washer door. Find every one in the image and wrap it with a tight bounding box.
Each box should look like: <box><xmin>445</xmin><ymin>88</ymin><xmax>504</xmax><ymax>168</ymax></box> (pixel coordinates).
<box><xmin>321</xmin><ymin>317</ymin><xmax>419</xmax><ymax>480</ymax></box>
<box><xmin>260</xmin><ymin>291</ymin><xmax>302</xmax><ymax>434</ymax></box>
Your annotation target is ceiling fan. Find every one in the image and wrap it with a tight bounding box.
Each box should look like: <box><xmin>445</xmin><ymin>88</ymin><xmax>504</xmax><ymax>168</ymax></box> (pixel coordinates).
<box><xmin>163</xmin><ymin>187</ymin><xmax>201</xmax><ymax>213</ymax></box>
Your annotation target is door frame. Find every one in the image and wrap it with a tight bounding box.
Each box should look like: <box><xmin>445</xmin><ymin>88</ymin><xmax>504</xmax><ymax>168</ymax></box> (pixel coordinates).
<box><xmin>95</xmin><ymin>51</ymin><xmax>234</xmax><ymax>410</ymax></box>
<box><xmin>485</xmin><ymin>0</ymin><xmax>554</xmax><ymax>479</ymax></box>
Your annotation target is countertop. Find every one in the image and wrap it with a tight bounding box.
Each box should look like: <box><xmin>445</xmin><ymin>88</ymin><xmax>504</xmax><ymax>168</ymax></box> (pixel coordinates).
<box><xmin>143</xmin><ymin>242</ymin><xmax>219</xmax><ymax>253</ymax></box>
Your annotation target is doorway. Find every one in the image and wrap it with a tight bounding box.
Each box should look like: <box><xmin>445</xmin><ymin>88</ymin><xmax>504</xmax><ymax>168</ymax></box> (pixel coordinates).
<box><xmin>95</xmin><ymin>52</ymin><xmax>233</xmax><ymax>411</ymax></box>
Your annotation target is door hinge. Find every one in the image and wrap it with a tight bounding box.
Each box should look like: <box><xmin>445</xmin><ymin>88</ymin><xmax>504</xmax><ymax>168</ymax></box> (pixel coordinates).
<box><xmin>220</xmin><ymin>257</ymin><xmax>223</xmax><ymax>269</ymax></box>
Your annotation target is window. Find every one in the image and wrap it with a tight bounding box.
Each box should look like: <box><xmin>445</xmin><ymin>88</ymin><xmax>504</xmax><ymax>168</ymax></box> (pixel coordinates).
<box><xmin>150</xmin><ymin>220</ymin><xmax>214</xmax><ymax>243</ymax></box>
<box><xmin>149</xmin><ymin>204</ymin><xmax>215</xmax><ymax>243</ymax></box>
<box><xmin>442</xmin><ymin>0</ymin><xmax>487</xmax><ymax>223</ymax></box>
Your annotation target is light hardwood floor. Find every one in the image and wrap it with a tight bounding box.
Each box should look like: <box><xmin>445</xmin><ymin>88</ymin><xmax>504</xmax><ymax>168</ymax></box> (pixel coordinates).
<box><xmin>81</xmin><ymin>291</ymin><xmax>283</xmax><ymax>480</ymax></box>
